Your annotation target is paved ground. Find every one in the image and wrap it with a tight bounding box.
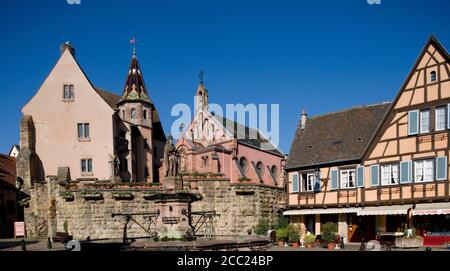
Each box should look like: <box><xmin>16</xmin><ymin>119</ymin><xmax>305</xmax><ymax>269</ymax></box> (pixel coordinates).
<box><xmin>270</xmin><ymin>243</ymin><xmax>450</xmax><ymax>252</ymax></box>
<box><xmin>1</xmin><ymin>239</ymin><xmax>449</xmax><ymax>251</ymax></box>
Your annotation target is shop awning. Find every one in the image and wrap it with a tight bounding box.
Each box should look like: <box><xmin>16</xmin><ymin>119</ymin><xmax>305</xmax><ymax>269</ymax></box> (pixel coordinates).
<box><xmin>357</xmin><ymin>205</ymin><xmax>413</xmax><ymax>216</ymax></box>
<box><xmin>412</xmin><ymin>202</ymin><xmax>450</xmax><ymax>216</ymax></box>
<box><xmin>283</xmin><ymin>208</ymin><xmax>362</xmax><ymax>216</ymax></box>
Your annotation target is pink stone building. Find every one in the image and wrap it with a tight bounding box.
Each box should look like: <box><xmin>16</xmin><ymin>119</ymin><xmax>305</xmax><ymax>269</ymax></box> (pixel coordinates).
<box><xmin>18</xmin><ymin>43</ymin><xmax>166</xmax><ymax>186</ymax></box>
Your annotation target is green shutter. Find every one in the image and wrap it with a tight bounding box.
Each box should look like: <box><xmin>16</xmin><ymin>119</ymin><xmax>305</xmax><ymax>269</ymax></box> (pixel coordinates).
<box><xmin>357</xmin><ymin>166</ymin><xmax>365</xmax><ymax>188</ymax></box>
<box><xmin>370</xmin><ymin>165</ymin><xmax>380</xmax><ymax>187</ymax></box>
<box><xmin>436</xmin><ymin>157</ymin><xmax>448</xmax><ymax>181</ymax></box>
<box><xmin>400</xmin><ymin>161</ymin><xmax>412</xmax><ymax>184</ymax></box>
<box><xmin>292</xmin><ymin>174</ymin><xmax>299</xmax><ymax>192</ymax></box>
<box><xmin>331</xmin><ymin>170</ymin><xmax>338</xmax><ymax>190</ymax></box>
<box><xmin>408</xmin><ymin>110</ymin><xmax>419</xmax><ymax>135</ymax></box>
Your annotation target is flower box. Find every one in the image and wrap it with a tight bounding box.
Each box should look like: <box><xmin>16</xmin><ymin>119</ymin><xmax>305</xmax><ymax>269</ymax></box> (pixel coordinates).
<box><xmin>62</xmin><ymin>192</ymin><xmax>75</xmax><ymax>202</ymax></box>
<box><xmin>81</xmin><ymin>192</ymin><xmax>103</xmax><ymax>200</ymax></box>
<box><xmin>112</xmin><ymin>192</ymin><xmax>134</xmax><ymax>200</ymax></box>
<box><xmin>395</xmin><ymin>237</ymin><xmax>423</xmax><ymax>249</ymax></box>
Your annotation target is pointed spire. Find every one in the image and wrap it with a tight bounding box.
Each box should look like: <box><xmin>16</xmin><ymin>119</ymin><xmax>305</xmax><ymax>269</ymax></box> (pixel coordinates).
<box><xmin>195</xmin><ymin>70</ymin><xmax>208</xmax><ymax>114</ymax></box>
<box><xmin>117</xmin><ymin>54</ymin><xmax>153</xmax><ymax>106</ymax></box>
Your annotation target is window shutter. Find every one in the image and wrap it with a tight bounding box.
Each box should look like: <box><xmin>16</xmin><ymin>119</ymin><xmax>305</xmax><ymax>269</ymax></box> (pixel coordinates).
<box><xmin>447</xmin><ymin>104</ymin><xmax>450</xmax><ymax>129</ymax></box>
<box><xmin>370</xmin><ymin>165</ymin><xmax>380</xmax><ymax>187</ymax></box>
<box><xmin>436</xmin><ymin>156</ymin><xmax>448</xmax><ymax>181</ymax></box>
<box><xmin>331</xmin><ymin>170</ymin><xmax>339</xmax><ymax>190</ymax></box>
<box><xmin>408</xmin><ymin>110</ymin><xmax>419</xmax><ymax>135</ymax></box>
<box><xmin>356</xmin><ymin>166</ymin><xmax>365</xmax><ymax>188</ymax></box>
<box><xmin>314</xmin><ymin>170</ymin><xmax>321</xmax><ymax>192</ymax></box>
<box><xmin>299</xmin><ymin>174</ymin><xmax>303</xmax><ymax>193</ymax></box>
<box><xmin>292</xmin><ymin>174</ymin><xmax>299</xmax><ymax>193</ymax></box>
<box><xmin>400</xmin><ymin>161</ymin><xmax>412</xmax><ymax>184</ymax></box>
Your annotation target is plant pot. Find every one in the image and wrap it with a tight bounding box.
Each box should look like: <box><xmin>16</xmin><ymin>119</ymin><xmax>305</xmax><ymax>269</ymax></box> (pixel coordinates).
<box><xmin>306</xmin><ymin>243</ymin><xmax>313</xmax><ymax>249</ymax></box>
<box><xmin>278</xmin><ymin>240</ymin><xmax>285</xmax><ymax>248</ymax></box>
<box><xmin>395</xmin><ymin>237</ymin><xmax>423</xmax><ymax>249</ymax></box>
<box><xmin>292</xmin><ymin>242</ymin><xmax>300</xmax><ymax>249</ymax></box>
<box><xmin>327</xmin><ymin>243</ymin><xmax>336</xmax><ymax>250</ymax></box>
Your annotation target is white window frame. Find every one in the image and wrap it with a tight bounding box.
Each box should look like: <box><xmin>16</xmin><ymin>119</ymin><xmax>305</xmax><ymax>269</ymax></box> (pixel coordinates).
<box><xmin>81</xmin><ymin>158</ymin><xmax>93</xmax><ymax>173</ymax></box>
<box><xmin>414</xmin><ymin>159</ymin><xmax>434</xmax><ymax>183</ymax></box>
<box><xmin>436</xmin><ymin>106</ymin><xmax>447</xmax><ymax>132</ymax></box>
<box><xmin>420</xmin><ymin>109</ymin><xmax>430</xmax><ymax>134</ymax></box>
<box><xmin>63</xmin><ymin>84</ymin><xmax>74</xmax><ymax>101</ymax></box>
<box><xmin>305</xmin><ymin>173</ymin><xmax>314</xmax><ymax>192</ymax></box>
<box><xmin>381</xmin><ymin>164</ymin><xmax>399</xmax><ymax>186</ymax></box>
<box><xmin>340</xmin><ymin>169</ymin><xmax>356</xmax><ymax>189</ymax></box>
<box><xmin>77</xmin><ymin>123</ymin><xmax>90</xmax><ymax>139</ymax></box>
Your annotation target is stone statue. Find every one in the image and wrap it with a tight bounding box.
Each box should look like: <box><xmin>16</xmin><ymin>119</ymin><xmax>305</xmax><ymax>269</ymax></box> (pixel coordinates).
<box><xmin>164</xmin><ymin>135</ymin><xmax>179</xmax><ymax>177</ymax></box>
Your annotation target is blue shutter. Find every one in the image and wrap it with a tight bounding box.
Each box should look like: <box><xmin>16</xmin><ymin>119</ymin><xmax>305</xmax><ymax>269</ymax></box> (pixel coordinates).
<box><xmin>370</xmin><ymin>165</ymin><xmax>380</xmax><ymax>187</ymax></box>
<box><xmin>292</xmin><ymin>174</ymin><xmax>299</xmax><ymax>193</ymax></box>
<box><xmin>447</xmin><ymin>104</ymin><xmax>450</xmax><ymax>129</ymax></box>
<box><xmin>356</xmin><ymin>166</ymin><xmax>365</xmax><ymax>188</ymax></box>
<box><xmin>400</xmin><ymin>161</ymin><xmax>412</xmax><ymax>184</ymax></box>
<box><xmin>331</xmin><ymin>170</ymin><xmax>339</xmax><ymax>190</ymax></box>
<box><xmin>408</xmin><ymin>110</ymin><xmax>419</xmax><ymax>135</ymax></box>
<box><xmin>436</xmin><ymin>157</ymin><xmax>448</xmax><ymax>181</ymax></box>
<box><xmin>314</xmin><ymin>170</ymin><xmax>321</xmax><ymax>192</ymax></box>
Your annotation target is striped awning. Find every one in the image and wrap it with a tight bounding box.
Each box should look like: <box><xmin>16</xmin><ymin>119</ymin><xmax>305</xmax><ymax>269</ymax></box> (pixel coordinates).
<box><xmin>357</xmin><ymin>205</ymin><xmax>413</xmax><ymax>216</ymax></box>
<box><xmin>283</xmin><ymin>208</ymin><xmax>362</xmax><ymax>216</ymax></box>
<box><xmin>412</xmin><ymin>202</ymin><xmax>450</xmax><ymax>216</ymax></box>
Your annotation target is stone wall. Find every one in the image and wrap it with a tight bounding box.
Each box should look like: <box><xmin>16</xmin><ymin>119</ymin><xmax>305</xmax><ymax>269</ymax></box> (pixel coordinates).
<box><xmin>24</xmin><ymin>178</ymin><xmax>286</xmax><ymax>240</ymax></box>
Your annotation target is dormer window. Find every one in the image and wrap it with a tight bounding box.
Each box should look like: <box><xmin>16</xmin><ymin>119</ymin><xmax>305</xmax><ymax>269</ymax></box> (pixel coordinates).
<box><xmin>63</xmin><ymin>84</ymin><xmax>74</xmax><ymax>101</ymax></box>
<box><xmin>131</xmin><ymin>108</ymin><xmax>137</xmax><ymax>119</ymax></box>
<box><xmin>430</xmin><ymin>71</ymin><xmax>437</xmax><ymax>82</ymax></box>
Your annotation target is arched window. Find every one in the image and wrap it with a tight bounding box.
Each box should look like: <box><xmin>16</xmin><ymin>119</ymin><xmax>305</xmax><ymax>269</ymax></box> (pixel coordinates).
<box><xmin>271</xmin><ymin>165</ymin><xmax>278</xmax><ymax>179</ymax></box>
<box><xmin>143</xmin><ymin>110</ymin><xmax>147</xmax><ymax>120</ymax></box>
<box><xmin>122</xmin><ymin>110</ymin><xmax>125</xmax><ymax>119</ymax></box>
<box><xmin>430</xmin><ymin>71</ymin><xmax>437</xmax><ymax>82</ymax></box>
<box><xmin>239</xmin><ymin>157</ymin><xmax>248</xmax><ymax>172</ymax></box>
<box><xmin>131</xmin><ymin>108</ymin><xmax>137</xmax><ymax>119</ymax></box>
<box><xmin>256</xmin><ymin>162</ymin><xmax>264</xmax><ymax>176</ymax></box>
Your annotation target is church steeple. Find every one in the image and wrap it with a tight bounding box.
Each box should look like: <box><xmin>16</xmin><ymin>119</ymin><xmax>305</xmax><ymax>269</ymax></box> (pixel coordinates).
<box><xmin>195</xmin><ymin>71</ymin><xmax>208</xmax><ymax>114</ymax></box>
<box><xmin>117</xmin><ymin>54</ymin><xmax>152</xmax><ymax>106</ymax></box>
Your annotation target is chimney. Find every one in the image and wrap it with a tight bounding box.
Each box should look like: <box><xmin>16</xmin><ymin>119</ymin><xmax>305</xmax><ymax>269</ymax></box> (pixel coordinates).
<box><xmin>60</xmin><ymin>41</ymin><xmax>76</xmax><ymax>57</ymax></box>
<box><xmin>301</xmin><ymin>110</ymin><xmax>308</xmax><ymax>130</ymax></box>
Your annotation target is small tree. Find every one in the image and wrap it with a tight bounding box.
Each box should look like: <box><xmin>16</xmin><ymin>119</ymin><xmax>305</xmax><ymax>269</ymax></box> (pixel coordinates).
<box><xmin>275</xmin><ymin>214</ymin><xmax>289</xmax><ymax>230</ymax></box>
<box><xmin>289</xmin><ymin>226</ymin><xmax>300</xmax><ymax>243</ymax></box>
<box><xmin>321</xmin><ymin>222</ymin><xmax>338</xmax><ymax>244</ymax></box>
<box><xmin>254</xmin><ymin>218</ymin><xmax>270</xmax><ymax>236</ymax></box>
<box><xmin>276</xmin><ymin>227</ymin><xmax>289</xmax><ymax>242</ymax></box>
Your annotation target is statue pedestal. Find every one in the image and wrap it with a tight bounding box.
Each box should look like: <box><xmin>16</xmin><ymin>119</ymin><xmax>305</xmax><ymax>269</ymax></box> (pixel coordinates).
<box><xmin>162</xmin><ymin>176</ymin><xmax>183</xmax><ymax>190</ymax></box>
<box><xmin>147</xmin><ymin>191</ymin><xmax>202</xmax><ymax>239</ymax></box>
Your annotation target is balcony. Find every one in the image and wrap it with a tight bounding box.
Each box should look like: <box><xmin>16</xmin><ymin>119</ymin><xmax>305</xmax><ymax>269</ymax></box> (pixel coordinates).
<box><xmin>115</xmin><ymin>137</ymin><xmax>129</xmax><ymax>152</ymax></box>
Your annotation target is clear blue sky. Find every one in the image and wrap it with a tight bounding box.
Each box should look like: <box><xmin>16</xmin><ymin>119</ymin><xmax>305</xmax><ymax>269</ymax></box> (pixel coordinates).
<box><xmin>0</xmin><ymin>0</ymin><xmax>450</xmax><ymax>154</ymax></box>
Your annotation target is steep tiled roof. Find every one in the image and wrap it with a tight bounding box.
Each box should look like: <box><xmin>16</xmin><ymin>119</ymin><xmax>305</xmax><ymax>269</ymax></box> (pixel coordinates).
<box><xmin>0</xmin><ymin>154</ymin><xmax>16</xmax><ymax>188</ymax></box>
<box><xmin>117</xmin><ymin>55</ymin><xmax>153</xmax><ymax>106</ymax></box>
<box><xmin>213</xmin><ymin>115</ymin><xmax>284</xmax><ymax>156</ymax></box>
<box><xmin>286</xmin><ymin>103</ymin><xmax>390</xmax><ymax>170</ymax></box>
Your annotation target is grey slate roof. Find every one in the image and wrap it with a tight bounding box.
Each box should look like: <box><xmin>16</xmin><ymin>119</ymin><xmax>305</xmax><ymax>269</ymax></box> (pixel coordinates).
<box><xmin>213</xmin><ymin>115</ymin><xmax>284</xmax><ymax>156</ymax></box>
<box><xmin>286</xmin><ymin>102</ymin><xmax>390</xmax><ymax>170</ymax></box>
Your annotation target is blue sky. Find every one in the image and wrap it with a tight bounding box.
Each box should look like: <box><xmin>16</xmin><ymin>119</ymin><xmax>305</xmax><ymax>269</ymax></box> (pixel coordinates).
<box><xmin>0</xmin><ymin>0</ymin><xmax>450</xmax><ymax>154</ymax></box>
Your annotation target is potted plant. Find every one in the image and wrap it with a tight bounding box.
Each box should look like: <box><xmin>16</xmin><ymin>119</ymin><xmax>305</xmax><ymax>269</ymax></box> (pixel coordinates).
<box><xmin>289</xmin><ymin>226</ymin><xmax>300</xmax><ymax>248</ymax></box>
<box><xmin>321</xmin><ymin>222</ymin><xmax>338</xmax><ymax>250</ymax></box>
<box><xmin>276</xmin><ymin>227</ymin><xmax>288</xmax><ymax>248</ymax></box>
<box><xmin>304</xmin><ymin>232</ymin><xmax>316</xmax><ymax>248</ymax></box>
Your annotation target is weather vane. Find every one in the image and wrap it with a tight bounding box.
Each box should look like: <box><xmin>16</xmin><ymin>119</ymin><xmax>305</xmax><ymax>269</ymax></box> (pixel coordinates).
<box><xmin>130</xmin><ymin>36</ymin><xmax>139</xmax><ymax>56</ymax></box>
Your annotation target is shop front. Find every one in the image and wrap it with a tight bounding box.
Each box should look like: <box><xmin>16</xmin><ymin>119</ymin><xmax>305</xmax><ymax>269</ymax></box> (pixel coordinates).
<box><xmin>413</xmin><ymin>202</ymin><xmax>450</xmax><ymax>247</ymax></box>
